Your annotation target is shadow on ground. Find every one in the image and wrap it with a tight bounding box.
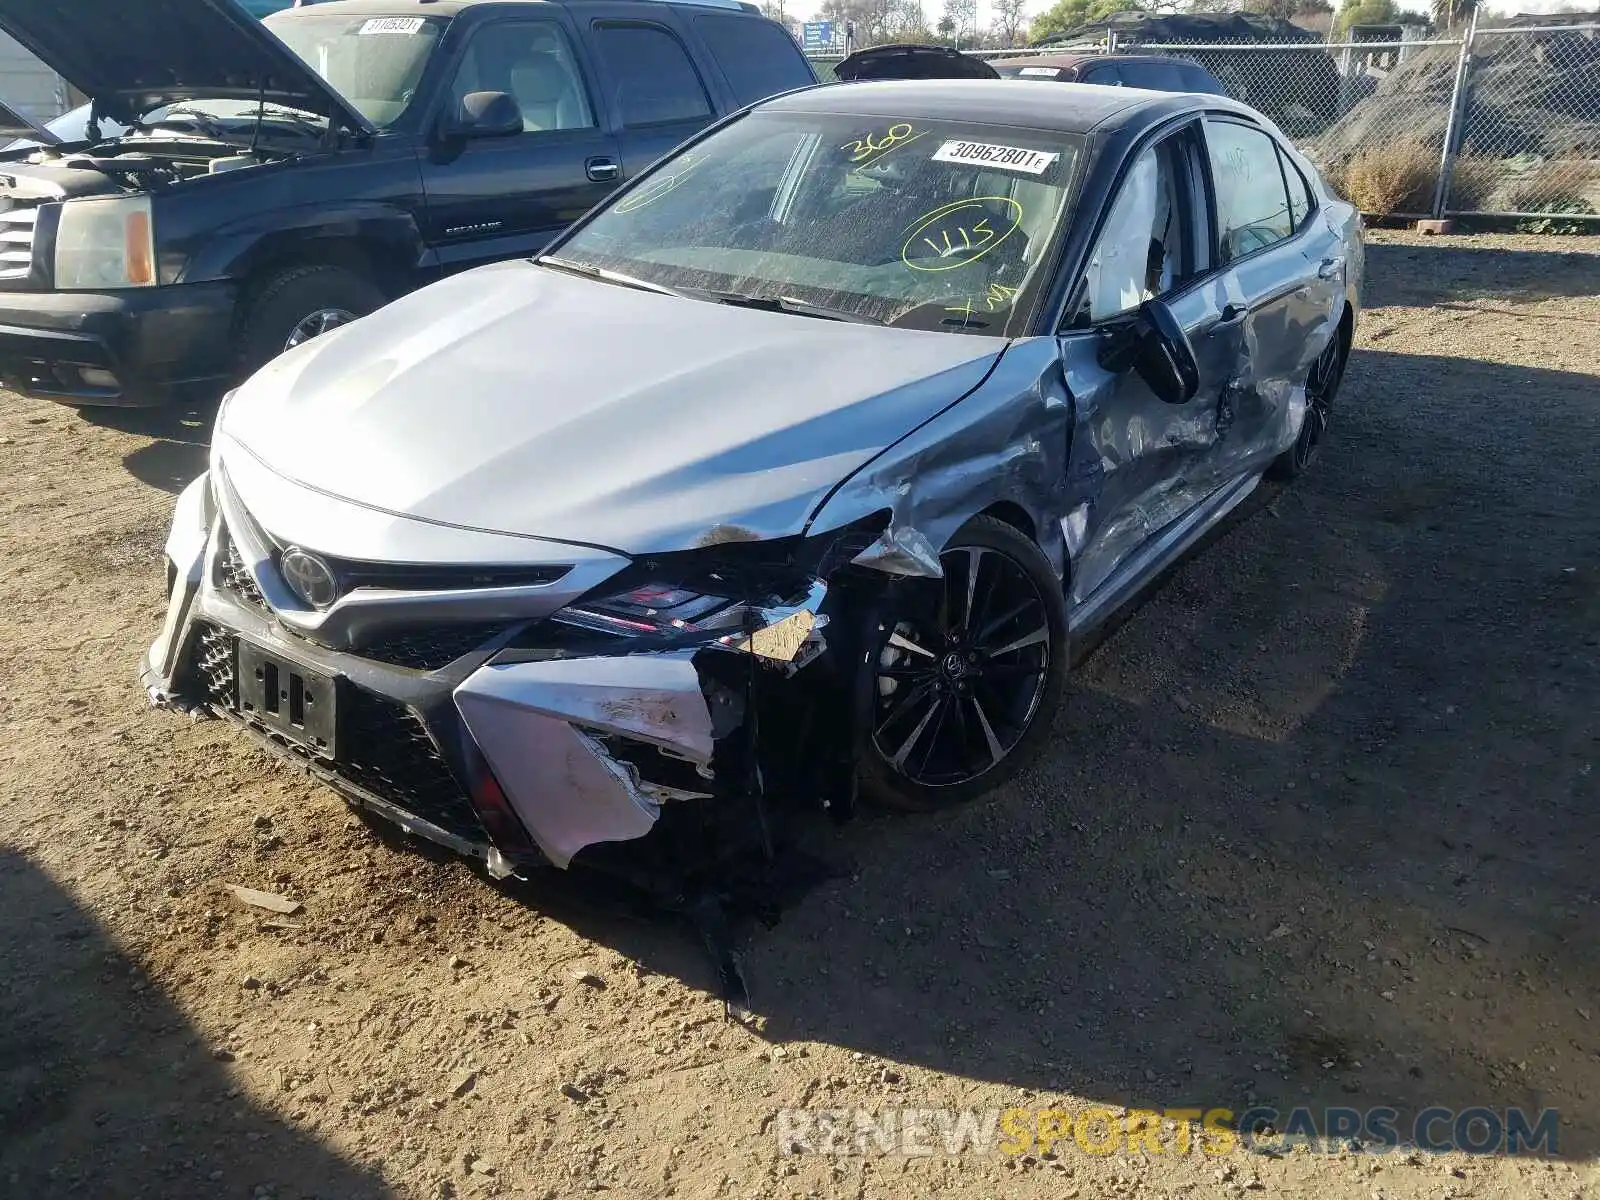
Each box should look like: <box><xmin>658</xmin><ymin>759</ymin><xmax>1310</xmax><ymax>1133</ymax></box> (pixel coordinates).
<box><xmin>1364</xmin><ymin>239</ymin><xmax>1600</xmax><ymax>308</ymax></box>
<box><xmin>0</xmin><ymin>850</ymin><xmax>389</xmax><ymax>1199</ymax></box>
<box><xmin>499</xmin><ymin>348</ymin><xmax>1599</xmax><ymax>1157</ymax></box>
<box><xmin>88</xmin><ymin>401</ymin><xmax>217</xmax><ymax>495</ymax></box>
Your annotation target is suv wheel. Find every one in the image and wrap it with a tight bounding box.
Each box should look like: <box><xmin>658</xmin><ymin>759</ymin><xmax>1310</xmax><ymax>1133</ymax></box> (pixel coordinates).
<box><xmin>237</xmin><ymin>265</ymin><xmax>387</xmax><ymax>374</ymax></box>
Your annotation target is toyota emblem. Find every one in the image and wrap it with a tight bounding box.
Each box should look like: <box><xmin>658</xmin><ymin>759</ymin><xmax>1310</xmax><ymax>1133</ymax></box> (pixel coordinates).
<box><xmin>279</xmin><ymin>547</ymin><xmax>338</xmax><ymax>609</ymax></box>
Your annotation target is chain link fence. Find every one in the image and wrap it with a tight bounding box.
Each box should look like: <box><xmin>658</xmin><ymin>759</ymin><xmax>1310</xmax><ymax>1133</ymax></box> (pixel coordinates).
<box><xmin>806</xmin><ymin>17</ymin><xmax>1600</xmax><ymax>223</ymax></box>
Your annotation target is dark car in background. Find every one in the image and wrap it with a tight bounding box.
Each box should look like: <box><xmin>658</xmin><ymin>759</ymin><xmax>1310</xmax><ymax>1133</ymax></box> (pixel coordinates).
<box><xmin>992</xmin><ymin>52</ymin><xmax>1226</xmax><ymax>95</ymax></box>
<box><xmin>0</xmin><ymin>0</ymin><xmax>815</xmax><ymax>407</ymax></box>
<box><xmin>834</xmin><ymin>44</ymin><xmax>1226</xmax><ymax>97</ymax></box>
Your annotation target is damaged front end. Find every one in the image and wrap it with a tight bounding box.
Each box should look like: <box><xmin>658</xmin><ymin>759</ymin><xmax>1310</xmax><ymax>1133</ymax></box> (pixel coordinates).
<box><xmin>142</xmin><ymin>472</ymin><xmax>894</xmax><ymax>886</ymax></box>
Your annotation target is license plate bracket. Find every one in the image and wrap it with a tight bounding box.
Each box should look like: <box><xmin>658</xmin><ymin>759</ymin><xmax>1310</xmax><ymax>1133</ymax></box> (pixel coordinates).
<box><xmin>236</xmin><ymin>640</ymin><xmax>340</xmax><ymax>759</ymax></box>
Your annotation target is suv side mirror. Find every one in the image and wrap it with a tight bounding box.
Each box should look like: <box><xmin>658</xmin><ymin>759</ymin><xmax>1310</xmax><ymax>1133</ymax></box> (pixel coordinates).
<box><xmin>451</xmin><ymin>91</ymin><xmax>523</xmax><ymax>140</ymax></box>
<box><xmin>1129</xmin><ymin>298</ymin><xmax>1199</xmax><ymax>405</ymax></box>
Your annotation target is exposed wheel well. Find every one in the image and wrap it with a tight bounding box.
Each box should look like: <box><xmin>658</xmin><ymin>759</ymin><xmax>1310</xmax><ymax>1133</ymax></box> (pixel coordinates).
<box><xmin>243</xmin><ymin>239</ymin><xmax>408</xmax><ymax>302</ymax></box>
<box><xmin>977</xmin><ymin>502</ymin><xmax>1036</xmax><ymax>542</ymax></box>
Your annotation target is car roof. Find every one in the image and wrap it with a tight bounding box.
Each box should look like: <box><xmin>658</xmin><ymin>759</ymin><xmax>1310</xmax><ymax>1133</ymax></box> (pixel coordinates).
<box><xmin>992</xmin><ymin>52</ymin><xmax>1208</xmax><ymax>71</ymax></box>
<box><xmin>766</xmin><ymin>78</ymin><xmax>1241</xmax><ymax>135</ymax></box>
<box><xmin>276</xmin><ymin>0</ymin><xmax>760</xmax><ymax>16</ymax></box>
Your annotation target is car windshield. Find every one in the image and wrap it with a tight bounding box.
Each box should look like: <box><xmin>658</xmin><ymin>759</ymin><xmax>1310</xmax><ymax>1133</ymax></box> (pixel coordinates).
<box><xmin>265</xmin><ymin>12</ymin><xmax>446</xmax><ymax>128</ymax></box>
<box><xmin>551</xmin><ymin>111</ymin><xmax>1084</xmax><ymax>337</ymax></box>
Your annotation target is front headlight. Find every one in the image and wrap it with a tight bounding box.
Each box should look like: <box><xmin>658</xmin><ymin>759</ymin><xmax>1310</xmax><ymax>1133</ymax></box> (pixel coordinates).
<box><xmin>54</xmin><ymin>194</ymin><xmax>156</xmax><ymax>289</ymax></box>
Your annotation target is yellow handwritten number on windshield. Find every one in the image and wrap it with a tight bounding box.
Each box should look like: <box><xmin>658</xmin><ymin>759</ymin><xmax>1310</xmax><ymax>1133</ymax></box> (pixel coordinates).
<box><xmin>616</xmin><ymin>154</ymin><xmax>706</xmax><ymax>214</ymax></box>
<box><xmin>840</xmin><ymin>123</ymin><xmax>924</xmax><ymax>166</ymax></box>
<box><xmin>901</xmin><ymin>197</ymin><xmax>1024</xmax><ymax>273</ymax></box>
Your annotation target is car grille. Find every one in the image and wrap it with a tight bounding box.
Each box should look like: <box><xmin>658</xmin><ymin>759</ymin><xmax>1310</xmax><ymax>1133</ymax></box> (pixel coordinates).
<box><xmin>190</xmin><ymin>623</ymin><xmax>487</xmax><ymax>844</ymax></box>
<box><xmin>358</xmin><ymin>624</ymin><xmax>511</xmax><ymax>671</ymax></box>
<box><xmin>0</xmin><ymin>202</ymin><xmax>38</xmax><ymax>281</ymax></box>
<box><xmin>217</xmin><ymin>534</ymin><xmax>269</xmax><ymax>612</ymax></box>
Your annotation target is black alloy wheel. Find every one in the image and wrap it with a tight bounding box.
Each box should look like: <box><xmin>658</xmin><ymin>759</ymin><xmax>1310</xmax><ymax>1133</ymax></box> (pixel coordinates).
<box><xmin>1271</xmin><ymin>325</ymin><xmax>1347</xmax><ymax>481</ymax></box>
<box><xmin>861</xmin><ymin>516</ymin><xmax>1068</xmax><ymax>811</ymax></box>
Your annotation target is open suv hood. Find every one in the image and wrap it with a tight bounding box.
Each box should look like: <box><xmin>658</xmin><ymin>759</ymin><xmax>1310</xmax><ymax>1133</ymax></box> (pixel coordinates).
<box><xmin>0</xmin><ymin>0</ymin><xmax>375</xmax><ymax>132</ymax></box>
<box><xmin>833</xmin><ymin>44</ymin><xmax>999</xmax><ymax>82</ymax></box>
<box><xmin>0</xmin><ymin>96</ymin><xmax>58</xmax><ymax>145</ymax></box>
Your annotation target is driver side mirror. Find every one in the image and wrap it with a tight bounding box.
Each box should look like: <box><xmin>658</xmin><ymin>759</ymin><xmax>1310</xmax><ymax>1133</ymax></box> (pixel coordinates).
<box><xmin>1118</xmin><ymin>298</ymin><xmax>1200</xmax><ymax>405</ymax></box>
<box><xmin>449</xmin><ymin>91</ymin><xmax>524</xmax><ymax>140</ymax></box>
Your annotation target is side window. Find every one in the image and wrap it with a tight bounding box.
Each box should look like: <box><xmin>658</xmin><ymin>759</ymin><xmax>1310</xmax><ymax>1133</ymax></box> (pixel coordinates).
<box><xmin>694</xmin><ymin>15</ymin><xmax>814</xmax><ymax>108</ymax></box>
<box><xmin>1081</xmin><ymin>63</ymin><xmax>1123</xmax><ymax>86</ymax></box>
<box><xmin>448</xmin><ymin>21</ymin><xmax>595</xmax><ymax>132</ymax></box>
<box><xmin>1279</xmin><ymin>145</ymin><xmax>1314</xmax><ymax>230</ymax></box>
<box><xmin>1205</xmin><ymin>119</ymin><xmax>1293</xmax><ymax>264</ymax></box>
<box><xmin>1081</xmin><ymin>134</ymin><xmax>1193</xmax><ymax>324</ymax></box>
<box><xmin>1121</xmin><ymin>61</ymin><xmax>1185</xmax><ymax>91</ymax></box>
<box><xmin>594</xmin><ymin>23</ymin><xmax>712</xmax><ymax>127</ymax></box>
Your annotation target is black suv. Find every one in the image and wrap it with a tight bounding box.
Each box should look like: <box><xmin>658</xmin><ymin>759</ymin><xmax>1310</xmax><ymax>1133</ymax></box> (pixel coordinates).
<box><xmin>0</xmin><ymin>0</ymin><xmax>815</xmax><ymax>406</ymax></box>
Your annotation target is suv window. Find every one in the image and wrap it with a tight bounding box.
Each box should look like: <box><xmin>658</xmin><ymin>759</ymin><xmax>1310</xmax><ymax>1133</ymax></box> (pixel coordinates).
<box><xmin>1279</xmin><ymin>146</ymin><xmax>1314</xmax><ymax>229</ymax></box>
<box><xmin>1119</xmin><ymin>60</ymin><xmax>1185</xmax><ymax>91</ymax></box>
<box><xmin>594</xmin><ymin>23</ymin><xmax>712</xmax><ymax>127</ymax></box>
<box><xmin>448</xmin><ymin>20</ymin><xmax>594</xmax><ymax>131</ymax></box>
<box><xmin>695</xmin><ymin>15</ymin><xmax>814</xmax><ymax>108</ymax></box>
<box><xmin>1082</xmin><ymin>133</ymin><xmax>1194</xmax><ymax>323</ymax></box>
<box><xmin>1206</xmin><ymin>119</ymin><xmax>1293</xmax><ymax>263</ymax></box>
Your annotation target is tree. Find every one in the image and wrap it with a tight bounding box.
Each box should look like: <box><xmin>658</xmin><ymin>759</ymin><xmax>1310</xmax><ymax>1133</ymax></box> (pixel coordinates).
<box><xmin>992</xmin><ymin>0</ymin><xmax>1029</xmax><ymax>46</ymax></box>
<box><xmin>1333</xmin><ymin>0</ymin><xmax>1402</xmax><ymax>29</ymax></box>
<box><xmin>1430</xmin><ymin>0</ymin><xmax>1475</xmax><ymax>30</ymax></box>
<box><xmin>940</xmin><ymin>0</ymin><xmax>977</xmax><ymax>45</ymax></box>
<box><xmin>1242</xmin><ymin>0</ymin><xmax>1334</xmax><ymax>18</ymax></box>
<box><xmin>1027</xmin><ymin>0</ymin><xmax>1139</xmax><ymax>45</ymax></box>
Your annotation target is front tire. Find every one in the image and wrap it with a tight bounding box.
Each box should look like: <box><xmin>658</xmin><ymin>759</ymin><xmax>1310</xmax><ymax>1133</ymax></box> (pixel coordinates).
<box><xmin>860</xmin><ymin>516</ymin><xmax>1069</xmax><ymax>812</ymax></box>
<box><xmin>236</xmin><ymin>265</ymin><xmax>387</xmax><ymax>375</ymax></box>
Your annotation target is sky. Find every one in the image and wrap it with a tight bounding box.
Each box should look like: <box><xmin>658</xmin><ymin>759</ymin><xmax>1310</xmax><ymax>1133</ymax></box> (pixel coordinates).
<box><xmin>781</xmin><ymin>0</ymin><xmax>1580</xmax><ymax>30</ymax></box>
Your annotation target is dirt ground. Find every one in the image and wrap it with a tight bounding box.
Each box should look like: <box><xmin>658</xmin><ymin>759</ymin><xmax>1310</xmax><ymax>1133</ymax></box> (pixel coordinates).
<box><xmin>1</xmin><ymin>230</ymin><xmax>1597</xmax><ymax>1200</ymax></box>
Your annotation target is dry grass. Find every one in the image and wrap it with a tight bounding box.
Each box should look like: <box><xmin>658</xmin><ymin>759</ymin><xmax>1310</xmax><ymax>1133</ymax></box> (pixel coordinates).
<box><xmin>1336</xmin><ymin>142</ymin><xmax>1502</xmax><ymax>215</ymax></box>
<box><xmin>1505</xmin><ymin>160</ymin><xmax>1600</xmax><ymax>213</ymax></box>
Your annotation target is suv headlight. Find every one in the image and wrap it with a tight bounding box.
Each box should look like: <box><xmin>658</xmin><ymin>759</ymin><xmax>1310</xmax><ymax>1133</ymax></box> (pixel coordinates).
<box><xmin>54</xmin><ymin>195</ymin><xmax>156</xmax><ymax>289</ymax></box>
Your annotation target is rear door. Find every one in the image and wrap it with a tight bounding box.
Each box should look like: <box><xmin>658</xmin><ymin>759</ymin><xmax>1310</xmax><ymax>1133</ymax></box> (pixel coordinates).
<box><xmin>1200</xmin><ymin>115</ymin><xmax>1339</xmax><ymax>474</ymax></box>
<box><xmin>581</xmin><ymin>13</ymin><xmax>719</xmax><ymax>179</ymax></box>
<box><xmin>688</xmin><ymin>12</ymin><xmax>816</xmax><ymax>109</ymax></box>
<box><xmin>418</xmin><ymin>12</ymin><xmax>621</xmax><ymax>267</ymax></box>
<box><xmin>1055</xmin><ymin>121</ymin><xmax>1242</xmax><ymax>606</ymax></box>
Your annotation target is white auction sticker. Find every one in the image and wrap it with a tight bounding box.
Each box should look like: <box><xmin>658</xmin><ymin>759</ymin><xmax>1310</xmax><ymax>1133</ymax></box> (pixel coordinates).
<box><xmin>1017</xmin><ymin>66</ymin><xmax>1061</xmax><ymax>77</ymax></box>
<box><xmin>931</xmin><ymin>139</ymin><xmax>1059</xmax><ymax>175</ymax></box>
<box><xmin>359</xmin><ymin>16</ymin><xmax>426</xmax><ymax>34</ymax></box>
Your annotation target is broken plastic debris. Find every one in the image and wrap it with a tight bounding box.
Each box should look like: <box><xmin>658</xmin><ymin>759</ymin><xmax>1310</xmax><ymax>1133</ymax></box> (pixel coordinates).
<box><xmin>735</xmin><ymin>610</ymin><xmax>817</xmax><ymax>663</ymax></box>
<box><xmin>226</xmin><ymin>885</ymin><xmax>302</xmax><ymax>915</ymax></box>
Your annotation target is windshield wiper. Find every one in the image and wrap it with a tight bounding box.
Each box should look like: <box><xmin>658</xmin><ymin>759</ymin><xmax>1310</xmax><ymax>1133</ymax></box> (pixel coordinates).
<box><xmin>690</xmin><ymin>291</ymin><xmax>884</xmax><ymax>325</ymax></box>
<box><xmin>151</xmin><ymin>107</ymin><xmax>233</xmax><ymax>142</ymax></box>
<box><xmin>536</xmin><ymin>256</ymin><xmax>688</xmax><ymax>298</ymax></box>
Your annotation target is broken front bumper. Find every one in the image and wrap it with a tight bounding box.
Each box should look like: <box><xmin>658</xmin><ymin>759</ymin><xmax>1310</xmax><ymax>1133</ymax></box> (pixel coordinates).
<box><xmin>142</xmin><ymin>471</ymin><xmax>831</xmax><ymax>875</ymax></box>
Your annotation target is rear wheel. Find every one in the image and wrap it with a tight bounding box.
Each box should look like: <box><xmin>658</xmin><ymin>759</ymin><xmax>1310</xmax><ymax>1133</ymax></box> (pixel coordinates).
<box><xmin>1269</xmin><ymin>323</ymin><xmax>1347</xmax><ymax>481</ymax></box>
<box><xmin>860</xmin><ymin>516</ymin><xmax>1069</xmax><ymax>812</ymax></box>
<box><xmin>236</xmin><ymin>265</ymin><xmax>387</xmax><ymax>375</ymax></box>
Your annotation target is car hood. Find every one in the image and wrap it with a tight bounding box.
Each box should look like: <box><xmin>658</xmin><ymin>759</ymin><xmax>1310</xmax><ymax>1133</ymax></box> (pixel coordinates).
<box><xmin>219</xmin><ymin>262</ymin><xmax>1007</xmax><ymax>557</ymax></box>
<box><xmin>0</xmin><ymin>96</ymin><xmax>58</xmax><ymax>145</ymax></box>
<box><xmin>0</xmin><ymin>0</ymin><xmax>374</xmax><ymax>131</ymax></box>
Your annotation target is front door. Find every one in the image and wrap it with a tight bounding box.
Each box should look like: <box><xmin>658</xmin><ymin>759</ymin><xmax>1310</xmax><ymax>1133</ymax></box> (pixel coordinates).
<box><xmin>418</xmin><ymin>15</ymin><xmax>621</xmax><ymax>269</ymax></box>
<box><xmin>1056</xmin><ymin>122</ymin><xmax>1243</xmax><ymax>607</ymax></box>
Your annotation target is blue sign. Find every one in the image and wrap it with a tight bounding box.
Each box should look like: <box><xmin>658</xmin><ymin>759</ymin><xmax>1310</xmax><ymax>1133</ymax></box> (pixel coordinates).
<box><xmin>802</xmin><ymin>20</ymin><xmax>835</xmax><ymax>51</ymax></box>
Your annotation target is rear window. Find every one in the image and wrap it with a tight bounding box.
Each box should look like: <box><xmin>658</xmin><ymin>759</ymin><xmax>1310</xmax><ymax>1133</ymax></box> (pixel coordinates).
<box><xmin>593</xmin><ymin>22</ymin><xmax>712</xmax><ymax>126</ymax></box>
<box><xmin>1181</xmin><ymin>64</ymin><xmax>1225</xmax><ymax>94</ymax></box>
<box><xmin>1118</xmin><ymin>60</ymin><xmax>1186</xmax><ymax>91</ymax></box>
<box><xmin>1080</xmin><ymin>63</ymin><xmax>1123</xmax><ymax>86</ymax></box>
<box><xmin>695</xmin><ymin>15</ymin><xmax>814</xmax><ymax>108</ymax></box>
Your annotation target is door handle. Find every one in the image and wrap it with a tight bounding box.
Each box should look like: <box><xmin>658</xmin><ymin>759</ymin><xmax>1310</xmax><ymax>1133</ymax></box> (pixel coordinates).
<box><xmin>586</xmin><ymin>157</ymin><xmax>620</xmax><ymax>183</ymax></box>
<box><xmin>1317</xmin><ymin>255</ymin><xmax>1345</xmax><ymax>280</ymax></box>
